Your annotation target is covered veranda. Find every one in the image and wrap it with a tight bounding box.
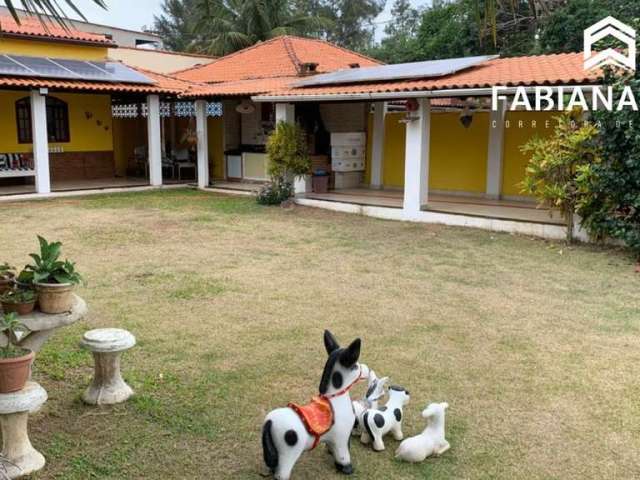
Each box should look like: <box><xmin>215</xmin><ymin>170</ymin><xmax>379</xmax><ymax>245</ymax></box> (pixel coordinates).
<box><xmin>0</xmin><ymin>71</ymin><xmax>218</xmax><ymax>197</ymax></box>
<box><xmin>249</xmin><ymin>52</ymin><xmax>599</xmax><ymax>239</ymax></box>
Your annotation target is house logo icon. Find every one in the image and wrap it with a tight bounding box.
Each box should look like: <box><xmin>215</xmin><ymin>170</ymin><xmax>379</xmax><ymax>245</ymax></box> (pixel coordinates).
<box><xmin>584</xmin><ymin>16</ymin><xmax>636</xmax><ymax>72</ymax></box>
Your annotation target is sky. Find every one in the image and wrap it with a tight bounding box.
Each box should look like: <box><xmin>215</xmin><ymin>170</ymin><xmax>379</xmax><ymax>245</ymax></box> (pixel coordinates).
<box><xmin>1</xmin><ymin>0</ymin><xmax>429</xmax><ymax>41</ymax></box>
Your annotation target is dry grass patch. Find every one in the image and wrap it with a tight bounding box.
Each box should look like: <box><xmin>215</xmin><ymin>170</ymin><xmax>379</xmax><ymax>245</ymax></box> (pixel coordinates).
<box><xmin>0</xmin><ymin>188</ymin><xmax>637</xmax><ymax>479</ymax></box>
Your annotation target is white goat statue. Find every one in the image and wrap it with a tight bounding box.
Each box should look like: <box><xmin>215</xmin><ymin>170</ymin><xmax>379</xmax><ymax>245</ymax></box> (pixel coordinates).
<box><xmin>395</xmin><ymin>402</ymin><xmax>450</xmax><ymax>463</ymax></box>
<box><xmin>352</xmin><ymin>370</ymin><xmax>389</xmax><ymax>436</ymax></box>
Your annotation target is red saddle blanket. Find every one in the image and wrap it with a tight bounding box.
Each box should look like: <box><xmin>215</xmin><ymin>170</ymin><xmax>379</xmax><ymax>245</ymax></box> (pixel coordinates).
<box><xmin>288</xmin><ymin>396</ymin><xmax>334</xmax><ymax>449</ymax></box>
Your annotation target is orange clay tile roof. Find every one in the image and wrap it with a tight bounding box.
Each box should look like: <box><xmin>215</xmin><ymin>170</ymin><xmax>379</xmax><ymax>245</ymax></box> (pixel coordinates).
<box><xmin>0</xmin><ymin>67</ymin><xmax>192</xmax><ymax>95</ymax></box>
<box><xmin>0</xmin><ymin>14</ymin><xmax>115</xmax><ymax>46</ymax></box>
<box><xmin>249</xmin><ymin>52</ymin><xmax>602</xmax><ymax>98</ymax></box>
<box><xmin>175</xmin><ymin>35</ymin><xmax>381</xmax><ymax>83</ymax></box>
<box><xmin>186</xmin><ymin>76</ymin><xmax>298</xmax><ymax>97</ymax></box>
<box><xmin>181</xmin><ymin>52</ymin><xmax>601</xmax><ymax>99</ymax></box>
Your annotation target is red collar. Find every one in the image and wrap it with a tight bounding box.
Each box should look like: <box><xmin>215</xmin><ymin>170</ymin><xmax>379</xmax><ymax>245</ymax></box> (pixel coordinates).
<box><xmin>321</xmin><ymin>365</ymin><xmax>362</xmax><ymax>400</ymax></box>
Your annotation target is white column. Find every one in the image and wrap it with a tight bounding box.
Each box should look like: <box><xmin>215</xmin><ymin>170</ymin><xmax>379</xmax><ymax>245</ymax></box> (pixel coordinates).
<box><xmin>146</xmin><ymin>94</ymin><xmax>163</xmax><ymax>186</ymax></box>
<box><xmin>403</xmin><ymin>98</ymin><xmax>431</xmax><ymax>217</ymax></box>
<box><xmin>195</xmin><ymin>100</ymin><xmax>209</xmax><ymax>189</ymax></box>
<box><xmin>275</xmin><ymin>103</ymin><xmax>295</xmax><ymax>124</ymax></box>
<box><xmin>370</xmin><ymin>101</ymin><xmax>386</xmax><ymax>189</ymax></box>
<box><xmin>30</xmin><ymin>89</ymin><xmax>50</xmax><ymax>194</ymax></box>
<box><xmin>486</xmin><ymin>98</ymin><xmax>507</xmax><ymax>199</ymax></box>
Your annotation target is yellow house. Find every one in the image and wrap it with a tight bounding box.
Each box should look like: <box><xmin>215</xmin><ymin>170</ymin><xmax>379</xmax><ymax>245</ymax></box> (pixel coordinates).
<box><xmin>0</xmin><ymin>17</ymin><xmax>603</xmax><ymax>240</ymax></box>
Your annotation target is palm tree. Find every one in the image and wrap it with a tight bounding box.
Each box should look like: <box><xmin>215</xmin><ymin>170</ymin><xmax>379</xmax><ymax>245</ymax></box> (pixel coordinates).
<box><xmin>3</xmin><ymin>0</ymin><xmax>107</xmax><ymax>27</ymax></box>
<box><xmin>193</xmin><ymin>0</ymin><xmax>331</xmax><ymax>56</ymax></box>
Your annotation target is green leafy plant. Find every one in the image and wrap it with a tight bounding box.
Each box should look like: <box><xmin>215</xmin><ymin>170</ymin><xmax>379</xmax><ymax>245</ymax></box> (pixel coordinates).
<box><xmin>19</xmin><ymin>236</ymin><xmax>84</xmax><ymax>286</ymax></box>
<box><xmin>0</xmin><ymin>313</ymin><xmax>29</xmax><ymax>360</ymax></box>
<box><xmin>256</xmin><ymin>180</ymin><xmax>295</xmax><ymax>206</ymax></box>
<box><xmin>520</xmin><ymin>110</ymin><xmax>601</xmax><ymax>243</ymax></box>
<box><xmin>0</xmin><ymin>289</ymin><xmax>36</xmax><ymax>305</ymax></box>
<box><xmin>266</xmin><ymin>121</ymin><xmax>311</xmax><ymax>184</ymax></box>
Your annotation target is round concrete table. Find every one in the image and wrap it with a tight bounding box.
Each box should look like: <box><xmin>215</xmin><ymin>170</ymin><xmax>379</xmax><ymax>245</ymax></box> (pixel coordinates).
<box><xmin>1</xmin><ymin>295</ymin><xmax>88</xmax><ymax>354</ymax></box>
<box><xmin>80</xmin><ymin>328</ymin><xmax>136</xmax><ymax>405</ymax></box>
<box><xmin>0</xmin><ymin>382</ymin><xmax>47</xmax><ymax>479</ymax></box>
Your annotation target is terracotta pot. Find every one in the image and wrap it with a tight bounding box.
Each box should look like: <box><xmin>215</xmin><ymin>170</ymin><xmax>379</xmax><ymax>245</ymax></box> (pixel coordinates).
<box><xmin>0</xmin><ymin>350</ymin><xmax>34</xmax><ymax>394</ymax></box>
<box><xmin>35</xmin><ymin>282</ymin><xmax>74</xmax><ymax>314</ymax></box>
<box><xmin>1</xmin><ymin>300</ymin><xmax>36</xmax><ymax>316</ymax></box>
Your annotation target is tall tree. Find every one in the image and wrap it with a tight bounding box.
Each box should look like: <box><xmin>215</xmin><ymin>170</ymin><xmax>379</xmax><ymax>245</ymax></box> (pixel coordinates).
<box><xmin>471</xmin><ymin>0</ymin><xmax>561</xmax><ymax>47</ymax></box>
<box><xmin>154</xmin><ymin>0</ymin><xmax>200</xmax><ymax>52</ymax></box>
<box><xmin>417</xmin><ymin>0</ymin><xmax>482</xmax><ymax>60</ymax></box>
<box><xmin>367</xmin><ymin>0</ymin><xmax>422</xmax><ymax>63</ymax></box>
<box><xmin>2</xmin><ymin>0</ymin><xmax>106</xmax><ymax>26</ymax></box>
<box><xmin>191</xmin><ymin>0</ymin><xmax>331</xmax><ymax>56</ymax></box>
<box><xmin>319</xmin><ymin>0</ymin><xmax>387</xmax><ymax>52</ymax></box>
<box><xmin>539</xmin><ymin>0</ymin><xmax>640</xmax><ymax>53</ymax></box>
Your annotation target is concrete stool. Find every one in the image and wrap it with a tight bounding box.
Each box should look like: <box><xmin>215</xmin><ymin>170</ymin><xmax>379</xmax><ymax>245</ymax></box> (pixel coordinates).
<box><xmin>80</xmin><ymin>328</ymin><xmax>136</xmax><ymax>406</ymax></box>
<box><xmin>0</xmin><ymin>382</ymin><xmax>47</xmax><ymax>479</ymax></box>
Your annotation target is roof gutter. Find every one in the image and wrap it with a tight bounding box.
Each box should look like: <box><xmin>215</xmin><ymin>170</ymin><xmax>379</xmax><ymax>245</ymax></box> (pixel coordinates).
<box><xmin>251</xmin><ymin>85</ymin><xmax>599</xmax><ymax>103</ymax></box>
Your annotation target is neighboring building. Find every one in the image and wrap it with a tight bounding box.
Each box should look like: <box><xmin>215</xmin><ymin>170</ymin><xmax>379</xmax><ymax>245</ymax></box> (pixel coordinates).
<box><xmin>0</xmin><ymin>6</ymin><xmax>162</xmax><ymax>48</ymax></box>
<box><xmin>108</xmin><ymin>47</ymin><xmax>216</xmax><ymax>75</ymax></box>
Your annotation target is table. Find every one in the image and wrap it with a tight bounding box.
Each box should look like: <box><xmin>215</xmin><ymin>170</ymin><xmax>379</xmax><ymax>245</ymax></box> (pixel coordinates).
<box><xmin>0</xmin><ymin>295</ymin><xmax>88</xmax><ymax>354</ymax></box>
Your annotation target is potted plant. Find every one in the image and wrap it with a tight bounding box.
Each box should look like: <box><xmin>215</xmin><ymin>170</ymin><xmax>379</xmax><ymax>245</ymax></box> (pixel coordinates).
<box><xmin>19</xmin><ymin>236</ymin><xmax>84</xmax><ymax>314</ymax></box>
<box><xmin>0</xmin><ymin>264</ymin><xmax>15</xmax><ymax>295</ymax></box>
<box><xmin>0</xmin><ymin>288</ymin><xmax>36</xmax><ymax>316</ymax></box>
<box><xmin>0</xmin><ymin>312</ymin><xmax>33</xmax><ymax>394</ymax></box>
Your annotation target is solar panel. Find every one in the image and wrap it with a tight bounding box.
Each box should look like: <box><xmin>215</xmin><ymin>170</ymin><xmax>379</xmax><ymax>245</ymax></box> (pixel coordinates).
<box><xmin>91</xmin><ymin>61</ymin><xmax>154</xmax><ymax>84</ymax></box>
<box><xmin>295</xmin><ymin>55</ymin><xmax>499</xmax><ymax>87</ymax></box>
<box><xmin>0</xmin><ymin>54</ymin><xmax>154</xmax><ymax>85</ymax></box>
<box><xmin>12</xmin><ymin>55</ymin><xmax>75</xmax><ymax>79</ymax></box>
<box><xmin>0</xmin><ymin>55</ymin><xmax>31</xmax><ymax>76</ymax></box>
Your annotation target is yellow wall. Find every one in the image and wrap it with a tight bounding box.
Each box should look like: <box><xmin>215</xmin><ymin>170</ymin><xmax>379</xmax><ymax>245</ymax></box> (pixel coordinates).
<box><xmin>502</xmin><ymin>111</ymin><xmax>557</xmax><ymax>197</ymax></box>
<box><xmin>381</xmin><ymin>112</ymin><xmax>407</xmax><ymax>188</ymax></box>
<box><xmin>366</xmin><ymin>111</ymin><xmax>488</xmax><ymax>192</ymax></box>
<box><xmin>0</xmin><ymin>90</ymin><xmax>113</xmax><ymax>154</ymax></box>
<box><xmin>430</xmin><ymin>112</ymin><xmax>489</xmax><ymax>193</ymax></box>
<box><xmin>208</xmin><ymin>117</ymin><xmax>225</xmax><ymax>180</ymax></box>
<box><xmin>0</xmin><ymin>38</ymin><xmax>107</xmax><ymax>60</ymax></box>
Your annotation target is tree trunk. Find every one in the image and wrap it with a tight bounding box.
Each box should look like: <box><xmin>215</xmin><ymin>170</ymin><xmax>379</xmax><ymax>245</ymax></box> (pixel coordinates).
<box><xmin>566</xmin><ymin>209</ymin><xmax>574</xmax><ymax>244</ymax></box>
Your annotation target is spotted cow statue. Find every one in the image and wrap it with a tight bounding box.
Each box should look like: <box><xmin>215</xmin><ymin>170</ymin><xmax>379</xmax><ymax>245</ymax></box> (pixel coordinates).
<box><xmin>360</xmin><ymin>386</ymin><xmax>410</xmax><ymax>451</ymax></box>
<box><xmin>262</xmin><ymin>331</ymin><xmax>368</xmax><ymax>480</ymax></box>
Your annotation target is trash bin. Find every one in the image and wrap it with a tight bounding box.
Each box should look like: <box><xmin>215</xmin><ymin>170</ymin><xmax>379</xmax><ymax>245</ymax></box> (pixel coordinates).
<box><xmin>312</xmin><ymin>170</ymin><xmax>330</xmax><ymax>193</ymax></box>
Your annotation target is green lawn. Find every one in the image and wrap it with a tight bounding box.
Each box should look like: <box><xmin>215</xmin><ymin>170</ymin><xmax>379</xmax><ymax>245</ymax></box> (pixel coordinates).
<box><xmin>1</xmin><ymin>189</ymin><xmax>638</xmax><ymax>479</ymax></box>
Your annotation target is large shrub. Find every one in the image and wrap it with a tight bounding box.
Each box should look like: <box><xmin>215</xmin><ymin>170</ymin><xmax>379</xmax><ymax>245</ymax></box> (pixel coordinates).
<box><xmin>258</xmin><ymin>121</ymin><xmax>311</xmax><ymax>206</ymax></box>
<box><xmin>580</xmin><ymin>71</ymin><xmax>640</xmax><ymax>260</ymax></box>
<box><xmin>520</xmin><ymin>111</ymin><xmax>601</xmax><ymax>242</ymax></box>
<box><xmin>266</xmin><ymin>121</ymin><xmax>310</xmax><ymax>182</ymax></box>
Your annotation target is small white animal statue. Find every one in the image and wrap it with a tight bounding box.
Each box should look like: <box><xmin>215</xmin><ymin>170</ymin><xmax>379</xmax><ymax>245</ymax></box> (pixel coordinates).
<box><xmin>262</xmin><ymin>331</ymin><xmax>368</xmax><ymax>480</ymax></box>
<box><xmin>352</xmin><ymin>370</ymin><xmax>389</xmax><ymax>436</ymax></box>
<box><xmin>360</xmin><ymin>386</ymin><xmax>410</xmax><ymax>451</ymax></box>
<box><xmin>395</xmin><ymin>402</ymin><xmax>450</xmax><ymax>463</ymax></box>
